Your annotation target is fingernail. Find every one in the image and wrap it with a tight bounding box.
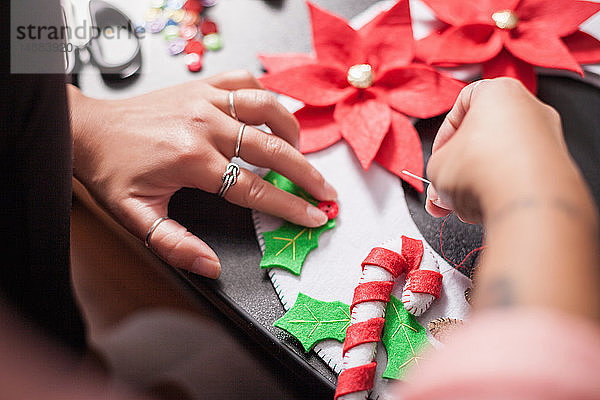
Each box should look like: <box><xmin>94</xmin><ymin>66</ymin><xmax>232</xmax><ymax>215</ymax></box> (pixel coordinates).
<box><xmin>434</xmin><ymin>193</ymin><xmax>453</xmax><ymax>210</ymax></box>
<box><xmin>193</xmin><ymin>257</ymin><xmax>221</xmax><ymax>279</ymax></box>
<box><xmin>427</xmin><ymin>184</ymin><xmax>453</xmax><ymax>210</ymax></box>
<box><xmin>307</xmin><ymin>205</ymin><xmax>328</xmax><ymax>226</ymax></box>
<box><xmin>323</xmin><ymin>181</ymin><xmax>338</xmax><ymax>200</ymax></box>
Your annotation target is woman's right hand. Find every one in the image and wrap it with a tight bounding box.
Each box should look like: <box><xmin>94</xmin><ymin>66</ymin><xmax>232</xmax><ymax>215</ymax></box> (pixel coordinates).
<box><xmin>426</xmin><ymin>78</ymin><xmax>600</xmax><ymax>319</ymax></box>
<box><xmin>425</xmin><ymin>78</ymin><xmax>583</xmax><ymax>224</ymax></box>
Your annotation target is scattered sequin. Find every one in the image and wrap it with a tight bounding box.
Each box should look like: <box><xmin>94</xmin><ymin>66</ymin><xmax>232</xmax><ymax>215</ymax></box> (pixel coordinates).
<box><xmin>145</xmin><ymin>0</ymin><xmax>221</xmax><ymax>72</ymax></box>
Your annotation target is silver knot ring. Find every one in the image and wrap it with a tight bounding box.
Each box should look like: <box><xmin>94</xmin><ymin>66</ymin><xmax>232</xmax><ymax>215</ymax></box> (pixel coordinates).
<box><xmin>235</xmin><ymin>123</ymin><xmax>246</xmax><ymax>158</ymax></box>
<box><xmin>228</xmin><ymin>91</ymin><xmax>239</xmax><ymax>121</ymax></box>
<box><xmin>145</xmin><ymin>217</ymin><xmax>170</xmax><ymax>248</ymax></box>
<box><xmin>218</xmin><ymin>162</ymin><xmax>240</xmax><ymax>198</ymax></box>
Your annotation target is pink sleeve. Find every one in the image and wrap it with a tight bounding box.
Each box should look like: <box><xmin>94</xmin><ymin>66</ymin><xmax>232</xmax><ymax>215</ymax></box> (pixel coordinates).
<box><xmin>399</xmin><ymin>308</ymin><xmax>600</xmax><ymax>400</ymax></box>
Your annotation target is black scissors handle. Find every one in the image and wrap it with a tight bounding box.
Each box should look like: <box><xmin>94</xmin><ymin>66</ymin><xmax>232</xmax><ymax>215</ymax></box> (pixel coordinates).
<box><xmin>87</xmin><ymin>0</ymin><xmax>142</xmax><ymax>79</ymax></box>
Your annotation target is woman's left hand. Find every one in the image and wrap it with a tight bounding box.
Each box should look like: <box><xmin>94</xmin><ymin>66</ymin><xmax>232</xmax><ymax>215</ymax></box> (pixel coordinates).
<box><xmin>68</xmin><ymin>70</ymin><xmax>337</xmax><ymax>279</ymax></box>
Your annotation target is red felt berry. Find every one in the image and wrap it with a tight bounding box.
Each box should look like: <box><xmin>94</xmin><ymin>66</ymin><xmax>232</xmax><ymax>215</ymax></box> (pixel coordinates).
<box><xmin>200</xmin><ymin>19</ymin><xmax>218</xmax><ymax>35</ymax></box>
<box><xmin>318</xmin><ymin>201</ymin><xmax>339</xmax><ymax>219</ymax></box>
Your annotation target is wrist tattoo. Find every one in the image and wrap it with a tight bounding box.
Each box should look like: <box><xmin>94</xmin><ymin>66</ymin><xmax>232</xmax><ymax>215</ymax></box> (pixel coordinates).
<box><xmin>483</xmin><ymin>276</ymin><xmax>514</xmax><ymax>308</ymax></box>
<box><xmin>488</xmin><ymin>196</ymin><xmax>589</xmax><ymax>226</ymax></box>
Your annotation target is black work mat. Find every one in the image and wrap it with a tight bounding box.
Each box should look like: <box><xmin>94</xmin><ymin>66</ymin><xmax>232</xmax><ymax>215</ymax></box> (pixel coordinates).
<box><xmin>169</xmin><ymin>74</ymin><xmax>600</xmax><ymax>396</ymax></box>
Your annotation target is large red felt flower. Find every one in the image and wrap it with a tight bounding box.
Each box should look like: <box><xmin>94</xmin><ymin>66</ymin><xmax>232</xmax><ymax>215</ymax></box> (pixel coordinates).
<box><xmin>259</xmin><ymin>1</ymin><xmax>465</xmax><ymax>192</ymax></box>
<box><xmin>417</xmin><ymin>0</ymin><xmax>600</xmax><ymax>92</ymax></box>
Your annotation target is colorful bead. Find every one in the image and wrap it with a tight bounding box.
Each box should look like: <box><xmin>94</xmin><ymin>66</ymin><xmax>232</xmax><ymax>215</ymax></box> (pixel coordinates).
<box><xmin>179</xmin><ymin>24</ymin><xmax>198</xmax><ymax>41</ymax></box>
<box><xmin>171</xmin><ymin>9</ymin><xmax>186</xmax><ymax>23</ymax></box>
<box><xmin>146</xmin><ymin>0</ymin><xmax>221</xmax><ymax>71</ymax></box>
<box><xmin>184</xmin><ymin>39</ymin><xmax>205</xmax><ymax>54</ymax></box>
<box><xmin>151</xmin><ymin>0</ymin><xmax>166</xmax><ymax>8</ymax></box>
<box><xmin>163</xmin><ymin>25</ymin><xmax>180</xmax><ymax>40</ymax></box>
<box><xmin>134</xmin><ymin>23</ymin><xmax>146</xmax><ymax>35</ymax></box>
<box><xmin>145</xmin><ymin>8</ymin><xmax>162</xmax><ymax>22</ymax></box>
<box><xmin>203</xmin><ymin>33</ymin><xmax>222</xmax><ymax>51</ymax></box>
<box><xmin>166</xmin><ymin>0</ymin><xmax>185</xmax><ymax>9</ymax></box>
<box><xmin>167</xmin><ymin>38</ymin><xmax>187</xmax><ymax>55</ymax></box>
<box><xmin>181</xmin><ymin>11</ymin><xmax>200</xmax><ymax>26</ymax></box>
<box><xmin>162</xmin><ymin>8</ymin><xmax>176</xmax><ymax>19</ymax></box>
<box><xmin>146</xmin><ymin>18</ymin><xmax>166</xmax><ymax>34</ymax></box>
<box><xmin>200</xmin><ymin>19</ymin><xmax>218</xmax><ymax>35</ymax></box>
<box><xmin>183</xmin><ymin>0</ymin><xmax>203</xmax><ymax>13</ymax></box>
<box><xmin>185</xmin><ymin>52</ymin><xmax>203</xmax><ymax>72</ymax></box>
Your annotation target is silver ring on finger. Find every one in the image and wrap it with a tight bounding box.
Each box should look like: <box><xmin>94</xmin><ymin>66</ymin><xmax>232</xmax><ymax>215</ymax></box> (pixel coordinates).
<box><xmin>145</xmin><ymin>216</ymin><xmax>170</xmax><ymax>248</ymax></box>
<box><xmin>218</xmin><ymin>162</ymin><xmax>240</xmax><ymax>198</ymax></box>
<box><xmin>228</xmin><ymin>91</ymin><xmax>239</xmax><ymax>121</ymax></box>
<box><xmin>235</xmin><ymin>123</ymin><xmax>246</xmax><ymax>158</ymax></box>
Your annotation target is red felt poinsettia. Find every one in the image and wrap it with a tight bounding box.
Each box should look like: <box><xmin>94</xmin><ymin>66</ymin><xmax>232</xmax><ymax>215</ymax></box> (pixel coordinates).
<box><xmin>417</xmin><ymin>0</ymin><xmax>600</xmax><ymax>93</ymax></box>
<box><xmin>258</xmin><ymin>0</ymin><xmax>466</xmax><ymax>192</ymax></box>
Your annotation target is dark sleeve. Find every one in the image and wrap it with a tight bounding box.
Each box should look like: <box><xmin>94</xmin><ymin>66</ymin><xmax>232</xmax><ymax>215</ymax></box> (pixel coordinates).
<box><xmin>0</xmin><ymin>1</ymin><xmax>85</xmax><ymax>351</ymax></box>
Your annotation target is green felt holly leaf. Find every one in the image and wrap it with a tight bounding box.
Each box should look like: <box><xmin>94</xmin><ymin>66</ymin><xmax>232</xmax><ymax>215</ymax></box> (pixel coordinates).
<box><xmin>260</xmin><ymin>219</ymin><xmax>335</xmax><ymax>275</ymax></box>
<box><xmin>381</xmin><ymin>295</ymin><xmax>430</xmax><ymax>380</ymax></box>
<box><xmin>260</xmin><ymin>171</ymin><xmax>336</xmax><ymax>275</ymax></box>
<box><xmin>263</xmin><ymin>171</ymin><xmax>317</xmax><ymax>205</ymax></box>
<box><xmin>274</xmin><ymin>293</ymin><xmax>351</xmax><ymax>352</ymax></box>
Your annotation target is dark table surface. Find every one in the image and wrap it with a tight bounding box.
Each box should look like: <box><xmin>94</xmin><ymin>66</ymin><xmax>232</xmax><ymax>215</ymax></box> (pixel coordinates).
<box><xmin>80</xmin><ymin>1</ymin><xmax>600</xmax><ymax>398</ymax></box>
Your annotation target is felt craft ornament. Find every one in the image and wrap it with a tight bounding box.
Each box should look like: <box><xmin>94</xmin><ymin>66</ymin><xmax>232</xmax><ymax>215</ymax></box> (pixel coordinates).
<box><xmin>274</xmin><ymin>293</ymin><xmax>351</xmax><ymax>351</ymax></box>
<box><xmin>253</xmin><ymin>5</ymin><xmax>474</xmax><ymax>397</ymax></box>
<box><xmin>416</xmin><ymin>0</ymin><xmax>600</xmax><ymax>93</ymax></box>
<box><xmin>259</xmin><ymin>171</ymin><xmax>337</xmax><ymax>275</ymax></box>
<box><xmin>380</xmin><ymin>296</ymin><xmax>429</xmax><ymax>379</ymax></box>
<box><xmin>254</xmin><ymin>139</ymin><xmax>473</xmax><ymax>397</ymax></box>
<box><xmin>336</xmin><ymin>243</ymin><xmax>436</xmax><ymax>399</ymax></box>
<box><xmin>259</xmin><ymin>0</ymin><xmax>465</xmax><ymax>192</ymax></box>
<box><xmin>336</xmin><ymin>248</ymin><xmax>401</xmax><ymax>400</ymax></box>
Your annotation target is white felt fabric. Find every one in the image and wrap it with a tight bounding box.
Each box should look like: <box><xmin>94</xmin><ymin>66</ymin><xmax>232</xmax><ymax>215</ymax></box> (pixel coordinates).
<box><xmin>253</xmin><ymin>2</ymin><xmax>600</xmax><ymax>399</ymax></box>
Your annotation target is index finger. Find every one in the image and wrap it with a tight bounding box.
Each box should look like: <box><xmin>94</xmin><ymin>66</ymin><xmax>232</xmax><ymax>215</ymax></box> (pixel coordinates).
<box><xmin>432</xmin><ymin>79</ymin><xmax>488</xmax><ymax>153</ymax></box>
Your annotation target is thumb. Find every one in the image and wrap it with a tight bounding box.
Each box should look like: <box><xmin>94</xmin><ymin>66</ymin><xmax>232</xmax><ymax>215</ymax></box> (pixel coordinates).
<box><xmin>143</xmin><ymin>213</ymin><xmax>221</xmax><ymax>279</ymax></box>
<box><xmin>425</xmin><ymin>184</ymin><xmax>454</xmax><ymax>218</ymax></box>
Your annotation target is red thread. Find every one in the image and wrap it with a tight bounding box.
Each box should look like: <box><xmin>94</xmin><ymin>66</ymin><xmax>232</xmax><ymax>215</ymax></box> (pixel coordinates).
<box><xmin>439</xmin><ymin>214</ymin><xmax>486</xmax><ymax>271</ymax></box>
<box><xmin>334</xmin><ymin>362</ymin><xmax>377</xmax><ymax>399</ymax></box>
<box><xmin>401</xmin><ymin>235</ymin><xmax>424</xmax><ymax>271</ymax></box>
<box><xmin>405</xmin><ymin>269</ymin><xmax>443</xmax><ymax>298</ymax></box>
<box><xmin>350</xmin><ymin>281</ymin><xmax>394</xmax><ymax>313</ymax></box>
<box><xmin>343</xmin><ymin>318</ymin><xmax>385</xmax><ymax>355</ymax></box>
<box><xmin>361</xmin><ymin>247</ymin><xmax>407</xmax><ymax>277</ymax></box>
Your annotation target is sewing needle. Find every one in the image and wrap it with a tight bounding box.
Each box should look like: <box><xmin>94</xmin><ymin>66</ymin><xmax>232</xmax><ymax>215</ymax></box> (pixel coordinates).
<box><xmin>401</xmin><ymin>170</ymin><xmax>431</xmax><ymax>185</ymax></box>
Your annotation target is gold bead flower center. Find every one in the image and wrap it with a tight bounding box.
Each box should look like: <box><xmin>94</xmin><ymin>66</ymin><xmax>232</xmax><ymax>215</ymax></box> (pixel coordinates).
<box><xmin>492</xmin><ymin>10</ymin><xmax>519</xmax><ymax>30</ymax></box>
<box><xmin>347</xmin><ymin>64</ymin><xmax>374</xmax><ymax>89</ymax></box>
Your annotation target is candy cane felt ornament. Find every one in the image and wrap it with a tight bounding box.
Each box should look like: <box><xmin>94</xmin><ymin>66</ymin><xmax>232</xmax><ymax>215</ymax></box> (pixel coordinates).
<box><xmin>335</xmin><ymin>237</ymin><xmax>443</xmax><ymax>399</ymax></box>
<box><xmin>401</xmin><ymin>239</ymin><xmax>443</xmax><ymax>316</ymax></box>
<box><xmin>335</xmin><ymin>247</ymin><xmax>404</xmax><ymax>400</ymax></box>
